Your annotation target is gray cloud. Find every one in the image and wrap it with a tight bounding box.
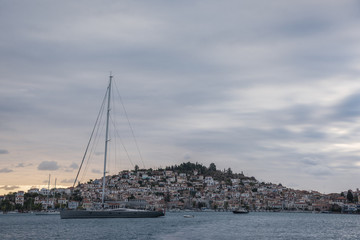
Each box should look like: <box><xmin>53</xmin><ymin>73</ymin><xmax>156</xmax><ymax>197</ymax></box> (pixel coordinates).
<box><xmin>69</xmin><ymin>163</ymin><xmax>78</xmax><ymax>169</ymax></box>
<box><xmin>61</xmin><ymin>178</ymin><xmax>75</xmax><ymax>184</ymax></box>
<box><xmin>92</xmin><ymin>169</ymin><xmax>101</xmax><ymax>174</ymax></box>
<box><xmin>183</xmin><ymin>153</ymin><xmax>191</xmax><ymax>160</ymax></box>
<box><xmin>37</xmin><ymin>161</ymin><xmax>59</xmax><ymax>171</ymax></box>
<box><xmin>333</xmin><ymin>92</ymin><xmax>360</xmax><ymax>121</ymax></box>
<box><xmin>0</xmin><ymin>168</ymin><xmax>13</xmax><ymax>173</ymax></box>
<box><xmin>16</xmin><ymin>163</ymin><xmax>25</xmax><ymax>168</ymax></box>
<box><xmin>300</xmin><ymin>158</ymin><xmax>318</xmax><ymax>166</ymax></box>
<box><xmin>304</xmin><ymin>165</ymin><xmax>333</xmax><ymax>177</ymax></box>
<box><xmin>0</xmin><ymin>0</ymin><xmax>360</xmax><ymax>194</ymax></box>
<box><xmin>64</xmin><ymin>163</ymin><xmax>79</xmax><ymax>172</ymax></box>
<box><xmin>0</xmin><ymin>185</ymin><xmax>19</xmax><ymax>190</ymax></box>
<box><xmin>0</xmin><ymin>149</ymin><xmax>9</xmax><ymax>154</ymax></box>
<box><xmin>15</xmin><ymin>163</ymin><xmax>33</xmax><ymax>168</ymax></box>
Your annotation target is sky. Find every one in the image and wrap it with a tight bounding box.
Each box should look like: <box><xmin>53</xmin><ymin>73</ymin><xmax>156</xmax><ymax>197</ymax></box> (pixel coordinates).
<box><xmin>1</xmin><ymin>0</ymin><xmax>360</xmax><ymax>195</ymax></box>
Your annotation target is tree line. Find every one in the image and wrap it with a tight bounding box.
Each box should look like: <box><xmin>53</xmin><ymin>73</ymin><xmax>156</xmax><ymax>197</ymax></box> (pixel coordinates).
<box><xmin>0</xmin><ymin>193</ymin><xmax>43</xmax><ymax>212</ymax></box>
<box><xmin>164</xmin><ymin>161</ymin><xmax>256</xmax><ymax>184</ymax></box>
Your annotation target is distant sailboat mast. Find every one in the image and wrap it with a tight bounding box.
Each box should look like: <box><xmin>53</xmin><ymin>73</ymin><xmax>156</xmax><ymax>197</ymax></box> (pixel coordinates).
<box><xmin>54</xmin><ymin>178</ymin><xmax>57</xmax><ymax>199</ymax></box>
<box><xmin>47</xmin><ymin>174</ymin><xmax>50</xmax><ymax>209</ymax></box>
<box><xmin>102</xmin><ymin>74</ymin><xmax>112</xmax><ymax>207</ymax></box>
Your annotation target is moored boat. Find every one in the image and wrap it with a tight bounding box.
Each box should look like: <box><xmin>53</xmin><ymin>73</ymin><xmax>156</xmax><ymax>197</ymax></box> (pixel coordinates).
<box><xmin>60</xmin><ymin>75</ymin><xmax>164</xmax><ymax>219</ymax></box>
<box><xmin>233</xmin><ymin>208</ymin><xmax>249</xmax><ymax>214</ymax></box>
<box><xmin>61</xmin><ymin>208</ymin><xmax>164</xmax><ymax>219</ymax></box>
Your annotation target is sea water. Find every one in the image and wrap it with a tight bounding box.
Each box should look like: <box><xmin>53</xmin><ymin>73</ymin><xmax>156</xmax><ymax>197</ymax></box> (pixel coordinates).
<box><xmin>1</xmin><ymin>212</ymin><xmax>360</xmax><ymax>239</ymax></box>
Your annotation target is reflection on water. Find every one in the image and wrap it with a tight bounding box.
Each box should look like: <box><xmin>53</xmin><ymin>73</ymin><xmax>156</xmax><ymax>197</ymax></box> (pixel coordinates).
<box><xmin>1</xmin><ymin>212</ymin><xmax>360</xmax><ymax>240</ymax></box>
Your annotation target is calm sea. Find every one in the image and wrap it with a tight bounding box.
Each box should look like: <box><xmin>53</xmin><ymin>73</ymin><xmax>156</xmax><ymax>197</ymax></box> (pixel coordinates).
<box><xmin>1</xmin><ymin>211</ymin><xmax>360</xmax><ymax>239</ymax></box>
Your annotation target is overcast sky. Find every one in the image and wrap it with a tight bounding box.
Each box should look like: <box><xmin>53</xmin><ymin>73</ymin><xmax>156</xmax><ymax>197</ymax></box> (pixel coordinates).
<box><xmin>1</xmin><ymin>0</ymin><xmax>360</xmax><ymax>195</ymax></box>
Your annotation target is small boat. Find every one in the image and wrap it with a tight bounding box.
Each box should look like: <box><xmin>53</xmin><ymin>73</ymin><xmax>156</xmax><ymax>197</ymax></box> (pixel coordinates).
<box><xmin>321</xmin><ymin>211</ymin><xmax>331</xmax><ymax>214</ymax></box>
<box><xmin>233</xmin><ymin>208</ymin><xmax>249</xmax><ymax>214</ymax></box>
<box><xmin>183</xmin><ymin>214</ymin><xmax>194</xmax><ymax>218</ymax></box>
<box><xmin>4</xmin><ymin>211</ymin><xmax>19</xmax><ymax>214</ymax></box>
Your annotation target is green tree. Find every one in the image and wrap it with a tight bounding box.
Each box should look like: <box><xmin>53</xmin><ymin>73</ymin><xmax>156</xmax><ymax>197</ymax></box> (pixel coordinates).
<box><xmin>6</xmin><ymin>192</ymin><xmax>16</xmax><ymax>202</ymax></box>
<box><xmin>209</xmin><ymin>163</ymin><xmax>217</xmax><ymax>172</ymax></box>
<box><xmin>164</xmin><ymin>193</ymin><xmax>171</xmax><ymax>202</ymax></box>
<box><xmin>353</xmin><ymin>194</ymin><xmax>359</xmax><ymax>203</ymax></box>
<box><xmin>197</xmin><ymin>202</ymin><xmax>205</xmax><ymax>209</ymax></box>
<box><xmin>33</xmin><ymin>203</ymin><xmax>43</xmax><ymax>211</ymax></box>
<box><xmin>226</xmin><ymin>168</ymin><xmax>233</xmax><ymax>176</ymax></box>
<box><xmin>71</xmin><ymin>190</ymin><xmax>83</xmax><ymax>201</ymax></box>
<box><xmin>15</xmin><ymin>204</ymin><xmax>24</xmax><ymax>212</ymax></box>
<box><xmin>225</xmin><ymin>178</ymin><xmax>232</xmax><ymax>186</ymax></box>
<box><xmin>0</xmin><ymin>199</ymin><xmax>14</xmax><ymax>212</ymax></box>
<box><xmin>330</xmin><ymin>204</ymin><xmax>342</xmax><ymax>213</ymax></box>
<box><xmin>24</xmin><ymin>197</ymin><xmax>35</xmax><ymax>211</ymax></box>
<box><xmin>347</xmin><ymin>190</ymin><xmax>354</xmax><ymax>203</ymax></box>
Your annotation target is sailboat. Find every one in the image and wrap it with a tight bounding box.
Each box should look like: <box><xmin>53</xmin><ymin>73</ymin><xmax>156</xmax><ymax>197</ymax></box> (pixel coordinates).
<box><xmin>60</xmin><ymin>75</ymin><xmax>164</xmax><ymax>219</ymax></box>
<box><xmin>36</xmin><ymin>174</ymin><xmax>60</xmax><ymax>215</ymax></box>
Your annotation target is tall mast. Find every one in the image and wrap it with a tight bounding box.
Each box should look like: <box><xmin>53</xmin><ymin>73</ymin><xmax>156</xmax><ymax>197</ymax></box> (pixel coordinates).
<box><xmin>102</xmin><ymin>74</ymin><xmax>112</xmax><ymax>206</ymax></box>
<box><xmin>47</xmin><ymin>174</ymin><xmax>50</xmax><ymax>209</ymax></box>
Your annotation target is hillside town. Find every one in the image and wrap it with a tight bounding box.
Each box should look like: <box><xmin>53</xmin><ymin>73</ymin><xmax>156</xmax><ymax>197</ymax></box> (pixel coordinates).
<box><xmin>1</xmin><ymin>162</ymin><xmax>359</xmax><ymax>213</ymax></box>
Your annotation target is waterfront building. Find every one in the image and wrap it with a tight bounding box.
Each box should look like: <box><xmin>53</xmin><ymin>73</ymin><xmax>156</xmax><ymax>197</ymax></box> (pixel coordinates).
<box><xmin>27</xmin><ymin>188</ymin><xmax>39</xmax><ymax>194</ymax></box>
<box><xmin>68</xmin><ymin>201</ymin><xmax>79</xmax><ymax>209</ymax></box>
<box><xmin>57</xmin><ymin>198</ymin><xmax>67</xmax><ymax>205</ymax></box>
<box><xmin>40</xmin><ymin>188</ymin><xmax>50</xmax><ymax>196</ymax></box>
<box><xmin>15</xmin><ymin>191</ymin><xmax>24</xmax><ymax>206</ymax></box>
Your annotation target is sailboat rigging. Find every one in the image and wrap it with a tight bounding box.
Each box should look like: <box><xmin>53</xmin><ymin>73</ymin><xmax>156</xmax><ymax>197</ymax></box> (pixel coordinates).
<box><xmin>60</xmin><ymin>74</ymin><xmax>164</xmax><ymax>219</ymax></box>
<box><xmin>36</xmin><ymin>174</ymin><xmax>60</xmax><ymax>215</ymax></box>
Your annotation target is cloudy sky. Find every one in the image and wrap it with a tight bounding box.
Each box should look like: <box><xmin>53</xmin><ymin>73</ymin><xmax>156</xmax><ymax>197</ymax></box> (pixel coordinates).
<box><xmin>1</xmin><ymin>0</ymin><xmax>360</xmax><ymax>195</ymax></box>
